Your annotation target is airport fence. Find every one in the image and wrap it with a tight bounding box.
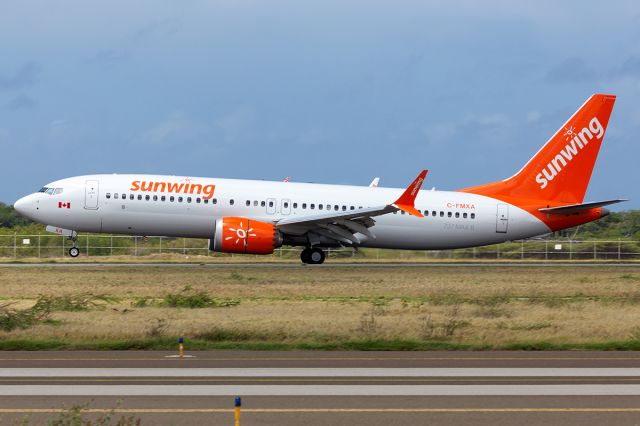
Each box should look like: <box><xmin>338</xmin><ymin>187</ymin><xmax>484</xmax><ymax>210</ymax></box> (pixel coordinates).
<box><xmin>0</xmin><ymin>234</ymin><xmax>639</xmax><ymax>260</ymax></box>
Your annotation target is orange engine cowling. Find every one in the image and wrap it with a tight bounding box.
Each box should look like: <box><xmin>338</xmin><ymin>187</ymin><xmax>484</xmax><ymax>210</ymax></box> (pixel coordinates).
<box><xmin>210</xmin><ymin>217</ymin><xmax>282</xmax><ymax>255</ymax></box>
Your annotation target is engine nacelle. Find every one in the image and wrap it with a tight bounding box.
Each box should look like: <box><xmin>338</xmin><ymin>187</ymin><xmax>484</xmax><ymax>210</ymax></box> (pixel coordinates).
<box><xmin>209</xmin><ymin>217</ymin><xmax>282</xmax><ymax>254</ymax></box>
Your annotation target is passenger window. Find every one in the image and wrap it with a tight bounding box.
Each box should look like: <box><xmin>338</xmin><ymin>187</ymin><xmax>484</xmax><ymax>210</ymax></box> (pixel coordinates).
<box><xmin>213</xmin><ymin>198</ymin><xmax>217</xmax><ymax>204</ymax></box>
<box><xmin>455</xmin><ymin>212</ymin><xmax>460</xmax><ymax>218</ymax></box>
<box><xmin>138</xmin><ymin>195</ymin><xmax>142</xmax><ymax>200</ymax></box>
<box><xmin>114</xmin><ymin>193</ymin><xmax>119</xmax><ymax>199</ymax></box>
<box><xmin>145</xmin><ymin>195</ymin><xmax>150</xmax><ymax>201</ymax></box>
<box><xmin>447</xmin><ymin>212</ymin><xmax>452</xmax><ymax>217</ymax></box>
<box><xmin>106</xmin><ymin>193</ymin><xmax>111</xmax><ymax>199</ymax></box>
<box><xmin>350</xmin><ymin>206</ymin><xmax>354</xmax><ymax>210</ymax></box>
<box><xmin>284</xmin><ymin>202</ymin><xmax>289</xmax><ymax>208</ymax></box>
<box><xmin>319</xmin><ymin>204</ymin><xmax>323</xmax><ymax>210</ymax></box>
<box><xmin>268</xmin><ymin>201</ymin><xmax>273</xmax><ymax>207</ymax></box>
<box><xmin>302</xmin><ymin>203</ymin><xmax>307</xmax><ymax>209</ymax></box>
<box><xmin>463</xmin><ymin>212</ymin><xmax>467</xmax><ymax>218</ymax></box>
<box><xmin>261</xmin><ymin>201</ymin><xmax>266</xmax><ymax>207</ymax></box>
<box><xmin>204</xmin><ymin>198</ymin><xmax>209</xmax><ymax>204</ymax></box>
<box><xmin>230</xmin><ymin>199</ymin><xmax>234</xmax><ymax>205</ymax></box>
<box><xmin>178</xmin><ymin>197</ymin><xmax>183</xmax><ymax>202</ymax></box>
<box><xmin>161</xmin><ymin>196</ymin><xmax>166</xmax><ymax>201</ymax></box>
<box><xmin>342</xmin><ymin>205</ymin><xmax>346</xmax><ymax>211</ymax></box>
<box><xmin>196</xmin><ymin>198</ymin><xmax>201</xmax><ymax>203</ymax></box>
<box><xmin>334</xmin><ymin>205</ymin><xmax>339</xmax><ymax>211</ymax></box>
<box><xmin>432</xmin><ymin>211</ymin><xmax>436</xmax><ymax>216</ymax></box>
<box><xmin>121</xmin><ymin>194</ymin><xmax>126</xmax><ymax>199</ymax></box>
<box><xmin>471</xmin><ymin>213</ymin><xmax>476</xmax><ymax>219</ymax></box>
<box><xmin>130</xmin><ymin>194</ymin><xmax>134</xmax><ymax>200</ymax></box>
<box><xmin>311</xmin><ymin>204</ymin><xmax>315</xmax><ymax>209</ymax></box>
<box><xmin>170</xmin><ymin>196</ymin><xmax>175</xmax><ymax>202</ymax></box>
<box><xmin>254</xmin><ymin>201</ymin><xmax>258</xmax><ymax>206</ymax></box>
<box><xmin>187</xmin><ymin>197</ymin><xmax>192</xmax><ymax>203</ymax></box>
<box><xmin>153</xmin><ymin>195</ymin><xmax>158</xmax><ymax>201</ymax></box>
<box><xmin>358</xmin><ymin>206</ymin><xmax>363</xmax><ymax>209</ymax></box>
<box><xmin>293</xmin><ymin>202</ymin><xmax>298</xmax><ymax>208</ymax></box>
<box><xmin>246</xmin><ymin>200</ymin><xmax>251</xmax><ymax>206</ymax></box>
<box><xmin>440</xmin><ymin>211</ymin><xmax>444</xmax><ymax>217</ymax></box>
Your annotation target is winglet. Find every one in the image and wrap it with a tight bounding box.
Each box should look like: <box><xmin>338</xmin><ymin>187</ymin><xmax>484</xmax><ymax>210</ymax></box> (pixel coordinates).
<box><xmin>393</xmin><ymin>170</ymin><xmax>427</xmax><ymax>217</ymax></box>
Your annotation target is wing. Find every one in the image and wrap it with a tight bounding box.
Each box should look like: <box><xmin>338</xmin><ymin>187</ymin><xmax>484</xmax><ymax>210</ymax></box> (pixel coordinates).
<box><xmin>276</xmin><ymin>170</ymin><xmax>427</xmax><ymax>246</ymax></box>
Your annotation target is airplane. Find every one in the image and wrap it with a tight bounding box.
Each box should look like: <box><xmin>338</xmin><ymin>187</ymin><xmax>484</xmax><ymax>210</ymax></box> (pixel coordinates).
<box><xmin>13</xmin><ymin>94</ymin><xmax>626</xmax><ymax>264</ymax></box>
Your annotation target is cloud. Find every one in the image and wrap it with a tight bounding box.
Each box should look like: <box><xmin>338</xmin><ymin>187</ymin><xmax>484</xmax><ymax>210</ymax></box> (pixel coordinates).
<box><xmin>131</xmin><ymin>18</ymin><xmax>182</xmax><ymax>41</ymax></box>
<box><xmin>424</xmin><ymin>113</ymin><xmax>513</xmax><ymax>146</ymax></box>
<box><xmin>86</xmin><ymin>49</ymin><xmax>130</xmax><ymax>66</ymax></box>
<box><xmin>545</xmin><ymin>57</ymin><xmax>596</xmax><ymax>83</ymax></box>
<box><xmin>0</xmin><ymin>62</ymin><xmax>41</xmax><ymax>91</ymax></box>
<box><xmin>4</xmin><ymin>94</ymin><xmax>36</xmax><ymax>110</ymax></box>
<box><xmin>214</xmin><ymin>107</ymin><xmax>256</xmax><ymax>145</ymax></box>
<box><xmin>133</xmin><ymin>112</ymin><xmax>208</xmax><ymax>146</ymax></box>
<box><xmin>618</xmin><ymin>56</ymin><xmax>640</xmax><ymax>77</ymax></box>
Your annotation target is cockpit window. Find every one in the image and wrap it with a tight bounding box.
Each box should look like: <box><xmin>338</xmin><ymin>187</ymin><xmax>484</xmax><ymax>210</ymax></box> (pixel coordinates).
<box><xmin>38</xmin><ymin>187</ymin><xmax>64</xmax><ymax>195</ymax></box>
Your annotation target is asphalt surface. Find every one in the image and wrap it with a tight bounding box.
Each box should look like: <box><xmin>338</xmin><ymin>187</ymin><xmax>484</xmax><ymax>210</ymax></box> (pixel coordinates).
<box><xmin>3</xmin><ymin>351</ymin><xmax>640</xmax><ymax>425</ymax></box>
<box><xmin>0</xmin><ymin>262</ymin><xmax>638</xmax><ymax>268</ymax></box>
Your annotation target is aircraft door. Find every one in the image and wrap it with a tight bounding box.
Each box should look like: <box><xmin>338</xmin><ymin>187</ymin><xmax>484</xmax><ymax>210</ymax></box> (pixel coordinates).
<box><xmin>496</xmin><ymin>203</ymin><xmax>508</xmax><ymax>233</ymax></box>
<box><xmin>281</xmin><ymin>199</ymin><xmax>291</xmax><ymax>215</ymax></box>
<box><xmin>266</xmin><ymin>198</ymin><xmax>276</xmax><ymax>215</ymax></box>
<box><xmin>84</xmin><ymin>180</ymin><xmax>99</xmax><ymax>210</ymax></box>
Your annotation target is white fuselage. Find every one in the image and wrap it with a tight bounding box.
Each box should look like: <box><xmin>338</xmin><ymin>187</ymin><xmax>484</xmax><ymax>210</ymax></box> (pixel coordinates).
<box><xmin>15</xmin><ymin>174</ymin><xmax>551</xmax><ymax>250</ymax></box>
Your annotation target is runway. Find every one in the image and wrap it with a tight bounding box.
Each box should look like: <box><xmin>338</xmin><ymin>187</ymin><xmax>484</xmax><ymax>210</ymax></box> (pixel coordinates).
<box><xmin>3</xmin><ymin>352</ymin><xmax>640</xmax><ymax>425</ymax></box>
<box><xmin>0</xmin><ymin>262</ymin><xmax>638</xmax><ymax>268</ymax></box>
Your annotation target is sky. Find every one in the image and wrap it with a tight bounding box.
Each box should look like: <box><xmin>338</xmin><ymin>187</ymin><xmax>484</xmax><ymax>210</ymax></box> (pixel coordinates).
<box><xmin>1</xmin><ymin>0</ymin><xmax>639</xmax><ymax>209</ymax></box>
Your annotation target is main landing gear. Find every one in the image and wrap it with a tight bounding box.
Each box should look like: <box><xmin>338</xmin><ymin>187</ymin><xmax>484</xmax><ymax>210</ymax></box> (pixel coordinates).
<box><xmin>300</xmin><ymin>247</ymin><xmax>325</xmax><ymax>265</ymax></box>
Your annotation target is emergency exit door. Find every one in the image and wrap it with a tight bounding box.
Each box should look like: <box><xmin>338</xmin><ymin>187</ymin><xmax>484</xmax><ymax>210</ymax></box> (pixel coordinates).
<box><xmin>496</xmin><ymin>204</ymin><xmax>508</xmax><ymax>233</ymax></box>
<box><xmin>84</xmin><ymin>180</ymin><xmax>99</xmax><ymax>210</ymax></box>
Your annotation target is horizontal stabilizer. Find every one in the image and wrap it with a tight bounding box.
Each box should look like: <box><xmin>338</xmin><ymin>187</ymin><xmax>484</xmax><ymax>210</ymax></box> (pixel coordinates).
<box><xmin>538</xmin><ymin>199</ymin><xmax>627</xmax><ymax>215</ymax></box>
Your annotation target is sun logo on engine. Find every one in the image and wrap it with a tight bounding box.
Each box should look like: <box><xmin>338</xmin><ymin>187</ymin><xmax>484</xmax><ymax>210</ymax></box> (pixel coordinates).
<box><xmin>225</xmin><ymin>221</ymin><xmax>257</xmax><ymax>246</ymax></box>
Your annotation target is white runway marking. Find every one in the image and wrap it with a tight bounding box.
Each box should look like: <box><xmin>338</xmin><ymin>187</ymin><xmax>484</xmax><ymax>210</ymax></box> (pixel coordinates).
<box><xmin>2</xmin><ymin>368</ymin><xmax>640</xmax><ymax>377</ymax></box>
<box><xmin>3</xmin><ymin>384</ymin><xmax>640</xmax><ymax>396</ymax></box>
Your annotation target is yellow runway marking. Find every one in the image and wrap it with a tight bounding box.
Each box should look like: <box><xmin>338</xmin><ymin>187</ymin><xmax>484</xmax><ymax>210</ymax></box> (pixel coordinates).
<box><xmin>2</xmin><ymin>408</ymin><xmax>640</xmax><ymax>413</ymax></box>
<box><xmin>2</xmin><ymin>357</ymin><xmax>640</xmax><ymax>361</ymax></box>
<box><xmin>2</xmin><ymin>378</ymin><xmax>640</xmax><ymax>383</ymax></box>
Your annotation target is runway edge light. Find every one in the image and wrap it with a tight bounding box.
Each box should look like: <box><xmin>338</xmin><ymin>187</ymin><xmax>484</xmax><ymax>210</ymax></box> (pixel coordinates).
<box><xmin>235</xmin><ymin>396</ymin><xmax>242</xmax><ymax>426</ymax></box>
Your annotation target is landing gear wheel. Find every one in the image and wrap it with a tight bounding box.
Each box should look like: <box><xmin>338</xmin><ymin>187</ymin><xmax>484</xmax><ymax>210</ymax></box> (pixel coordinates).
<box><xmin>68</xmin><ymin>247</ymin><xmax>80</xmax><ymax>258</ymax></box>
<box><xmin>308</xmin><ymin>248</ymin><xmax>325</xmax><ymax>265</ymax></box>
<box><xmin>300</xmin><ymin>248</ymin><xmax>312</xmax><ymax>264</ymax></box>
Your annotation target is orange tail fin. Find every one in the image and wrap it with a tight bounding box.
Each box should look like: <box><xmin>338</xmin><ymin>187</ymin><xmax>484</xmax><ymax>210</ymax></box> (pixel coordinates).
<box><xmin>461</xmin><ymin>94</ymin><xmax>616</xmax><ymax>204</ymax></box>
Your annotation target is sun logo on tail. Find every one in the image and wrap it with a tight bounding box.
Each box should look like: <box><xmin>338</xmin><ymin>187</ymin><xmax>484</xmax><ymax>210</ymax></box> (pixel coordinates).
<box><xmin>563</xmin><ymin>126</ymin><xmax>576</xmax><ymax>141</ymax></box>
<box><xmin>225</xmin><ymin>222</ymin><xmax>257</xmax><ymax>246</ymax></box>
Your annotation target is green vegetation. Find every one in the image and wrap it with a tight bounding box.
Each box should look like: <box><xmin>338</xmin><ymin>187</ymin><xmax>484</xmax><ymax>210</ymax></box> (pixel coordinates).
<box><xmin>15</xmin><ymin>402</ymin><xmax>142</xmax><ymax>426</ymax></box>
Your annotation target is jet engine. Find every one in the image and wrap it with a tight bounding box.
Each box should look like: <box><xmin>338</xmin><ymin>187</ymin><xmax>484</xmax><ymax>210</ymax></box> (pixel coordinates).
<box><xmin>209</xmin><ymin>217</ymin><xmax>282</xmax><ymax>254</ymax></box>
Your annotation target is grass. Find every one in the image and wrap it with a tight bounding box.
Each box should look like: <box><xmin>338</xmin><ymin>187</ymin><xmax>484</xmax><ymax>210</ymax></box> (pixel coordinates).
<box><xmin>2</xmin><ymin>265</ymin><xmax>640</xmax><ymax>350</ymax></box>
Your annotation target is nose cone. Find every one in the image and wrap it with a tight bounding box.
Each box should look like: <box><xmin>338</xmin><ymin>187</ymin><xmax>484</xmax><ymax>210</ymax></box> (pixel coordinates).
<box><xmin>14</xmin><ymin>195</ymin><xmax>36</xmax><ymax>220</ymax></box>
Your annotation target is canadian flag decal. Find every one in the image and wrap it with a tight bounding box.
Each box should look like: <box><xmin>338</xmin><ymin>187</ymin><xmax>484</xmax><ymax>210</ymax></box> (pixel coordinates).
<box><xmin>58</xmin><ymin>202</ymin><xmax>71</xmax><ymax>209</ymax></box>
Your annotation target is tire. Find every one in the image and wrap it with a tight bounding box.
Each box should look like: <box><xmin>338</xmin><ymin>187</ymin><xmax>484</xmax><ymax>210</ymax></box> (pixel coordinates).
<box><xmin>300</xmin><ymin>248</ymin><xmax>311</xmax><ymax>264</ymax></box>
<box><xmin>69</xmin><ymin>247</ymin><xmax>80</xmax><ymax>258</ymax></box>
<box><xmin>308</xmin><ymin>248</ymin><xmax>325</xmax><ymax>265</ymax></box>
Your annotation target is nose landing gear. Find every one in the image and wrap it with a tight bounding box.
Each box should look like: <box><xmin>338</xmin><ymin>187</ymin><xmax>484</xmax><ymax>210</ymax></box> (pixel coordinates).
<box><xmin>300</xmin><ymin>247</ymin><xmax>325</xmax><ymax>265</ymax></box>
<box><xmin>68</xmin><ymin>246</ymin><xmax>80</xmax><ymax>258</ymax></box>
